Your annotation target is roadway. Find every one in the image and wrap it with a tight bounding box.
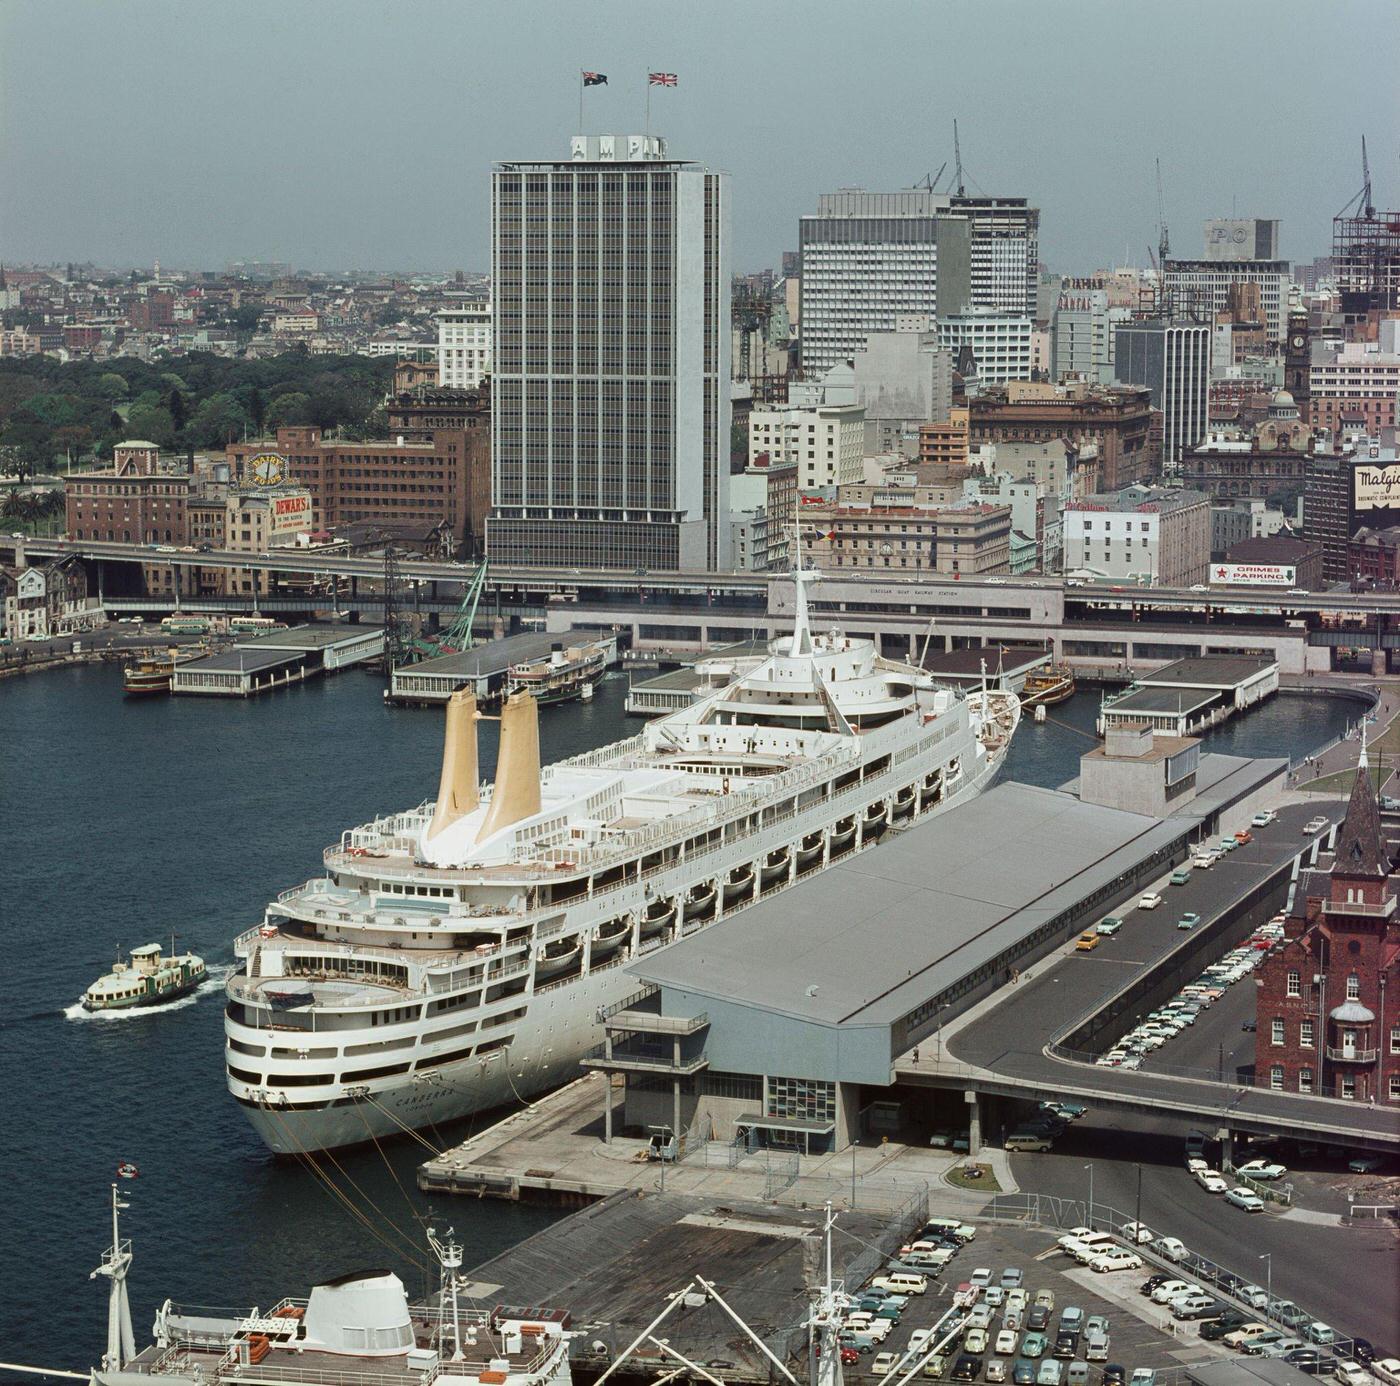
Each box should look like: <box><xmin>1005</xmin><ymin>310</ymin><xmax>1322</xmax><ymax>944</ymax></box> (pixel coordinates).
<box><xmin>11</xmin><ymin>537</ymin><xmax>1400</xmax><ymax>616</ymax></box>
<box><xmin>902</xmin><ymin>802</ymin><xmax>1400</xmax><ymax>1150</ymax></box>
<box><xmin>1004</xmin><ymin>1110</ymin><xmax>1400</xmax><ymax>1353</ymax></box>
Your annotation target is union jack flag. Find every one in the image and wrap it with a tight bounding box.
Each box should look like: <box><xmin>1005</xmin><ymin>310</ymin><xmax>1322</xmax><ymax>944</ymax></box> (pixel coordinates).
<box><xmin>648</xmin><ymin>72</ymin><xmax>678</xmax><ymax>87</ymax></box>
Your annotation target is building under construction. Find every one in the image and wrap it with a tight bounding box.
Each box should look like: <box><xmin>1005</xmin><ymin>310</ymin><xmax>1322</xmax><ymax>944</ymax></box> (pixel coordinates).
<box><xmin>1332</xmin><ymin>138</ymin><xmax>1400</xmax><ymax>322</ymax></box>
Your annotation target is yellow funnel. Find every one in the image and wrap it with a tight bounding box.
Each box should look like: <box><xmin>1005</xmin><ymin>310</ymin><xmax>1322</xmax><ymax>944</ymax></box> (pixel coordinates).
<box><xmin>476</xmin><ymin>691</ymin><xmax>542</xmax><ymax>842</ymax></box>
<box><xmin>427</xmin><ymin>689</ymin><xmax>480</xmax><ymax>841</ymax></box>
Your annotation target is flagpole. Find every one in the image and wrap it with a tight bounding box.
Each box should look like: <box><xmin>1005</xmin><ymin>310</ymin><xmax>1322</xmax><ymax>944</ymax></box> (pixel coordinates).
<box><xmin>579</xmin><ymin>72</ymin><xmax>584</xmax><ymax>133</ymax></box>
<box><xmin>645</xmin><ymin>68</ymin><xmax>651</xmax><ymax>136</ymax></box>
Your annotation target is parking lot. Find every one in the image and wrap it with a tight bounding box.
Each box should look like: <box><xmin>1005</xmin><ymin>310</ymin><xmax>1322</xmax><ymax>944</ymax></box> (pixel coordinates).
<box><xmin>841</xmin><ymin>1219</ymin><xmax>1237</xmax><ymax>1383</ymax></box>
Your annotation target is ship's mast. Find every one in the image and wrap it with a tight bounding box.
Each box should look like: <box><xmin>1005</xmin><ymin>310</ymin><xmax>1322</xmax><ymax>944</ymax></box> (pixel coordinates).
<box><xmin>90</xmin><ymin>1184</ymin><xmax>135</xmax><ymax>1372</ymax></box>
<box><xmin>427</xmin><ymin>1226</ymin><xmax>465</xmax><ymax>1360</ymax></box>
<box><xmin>807</xmin><ymin>1202</ymin><xmax>847</xmax><ymax>1386</ymax></box>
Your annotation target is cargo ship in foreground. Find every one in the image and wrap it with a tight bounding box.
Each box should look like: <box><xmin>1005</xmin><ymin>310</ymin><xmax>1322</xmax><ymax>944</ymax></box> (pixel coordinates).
<box><xmin>225</xmin><ymin>572</ymin><xmax>1021</xmax><ymax>1154</ymax></box>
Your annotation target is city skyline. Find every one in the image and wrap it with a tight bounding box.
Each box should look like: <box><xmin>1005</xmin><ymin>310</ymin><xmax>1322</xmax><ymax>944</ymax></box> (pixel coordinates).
<box><xmin>2</xmin><ymin>0</ymin><xmax>1397</xmax><ymax>275</ymax></box>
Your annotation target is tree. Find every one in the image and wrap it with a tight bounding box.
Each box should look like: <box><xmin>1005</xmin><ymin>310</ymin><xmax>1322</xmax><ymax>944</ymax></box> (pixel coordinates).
<box><xmin>243</xmin><ymin>384</ymin><xmax>267</xmax><ymax>435</ymax></box>
<box><xmin>231</xmin><ymin>305</ymin><xmax>262</xmax><ymax>333</ymax></box>
<box><xmin>96</xmin><ymin>372</ymin><xmax>129</xmax><ymax>402</ymax></box>
<box><xmin>186</xmin><ymin>392</ymin><xmax>250</xmax><ymax>448</ymax></box>
<box><xmin>124</xmin><ymin>402</ymin><xmax>176</xmax><ymax>447</ymax></box>
<box><xmin>266</xmin><ymin>391</ymin><xmax>312</xmax><ymax>427</ymax></box>
<box><xmin>168</xmin><ymin>387</ymin><xmax>188</xmax><ymax>436</ymax></box>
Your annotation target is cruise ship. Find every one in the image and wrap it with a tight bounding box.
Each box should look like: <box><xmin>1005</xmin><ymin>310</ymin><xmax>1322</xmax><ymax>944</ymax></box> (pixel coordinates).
<box><xmin>225</xmin><ymin>574</ymin><xmax>1021</xmax><ymax>1154</ymax></box>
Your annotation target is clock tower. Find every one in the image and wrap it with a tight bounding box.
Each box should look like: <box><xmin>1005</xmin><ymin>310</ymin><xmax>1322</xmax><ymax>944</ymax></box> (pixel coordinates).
<box><xmin>1284</xmin><ymin>311</ymin><xmax>1310</xmax><ymax>421</ymax></box>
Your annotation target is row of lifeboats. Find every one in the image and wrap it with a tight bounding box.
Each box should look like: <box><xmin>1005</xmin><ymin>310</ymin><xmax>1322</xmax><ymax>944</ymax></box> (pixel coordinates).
<box><xmin>528</xmin><ymin>773</ymin><xmax>955</xmax><ymax>975</ymax></box>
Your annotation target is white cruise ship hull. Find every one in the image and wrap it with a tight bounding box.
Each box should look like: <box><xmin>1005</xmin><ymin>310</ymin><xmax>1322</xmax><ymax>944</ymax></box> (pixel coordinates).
<box><xmin>233</xmin><ymin>739</ymin><xmax>1007</xmax><ymax>1156</ymax></box>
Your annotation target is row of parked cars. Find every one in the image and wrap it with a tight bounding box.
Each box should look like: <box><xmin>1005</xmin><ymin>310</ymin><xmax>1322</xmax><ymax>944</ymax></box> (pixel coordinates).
<box><xmin>1139</xmin><ymin>1273</ymin><xmax>1393</xmax><ymax>1382</ymax></box>
<box><xmin>1095</xmin><ymin>916</ymin><xmax>1284</xmax><ymax>1071</ymax></box>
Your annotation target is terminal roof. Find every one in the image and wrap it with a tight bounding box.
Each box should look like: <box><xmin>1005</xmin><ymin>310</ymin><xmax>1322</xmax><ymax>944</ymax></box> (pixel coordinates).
<box><xmin>1137</xmin><ymin>655</ymin><xmax>1274</xmax><ymax>688</ymax></box>
<box><xmin>632</xmin><ymin>781</ymin><xmax>1183</xmax><ymax>1028</ymax></box>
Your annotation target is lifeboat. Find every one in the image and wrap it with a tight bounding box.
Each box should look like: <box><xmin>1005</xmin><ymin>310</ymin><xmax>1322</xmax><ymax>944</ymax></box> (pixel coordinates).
<box><xmin>760</xmin><ymin>846</ymin><xmax>791</xmax><ymax>888</ymax></box>
<box><xmin>535</xmin><ymin>936</ymin><xmax>582</xmax><ymax>979</ymax></box>
<box><xmin>797</xmin><ymin>832</ymin><xmax>825</xmax><ymax>871</ymax></box>
<box><xmin>830</xmin><ymin>816</ymin><xmax>857</xmax><ymax>854</ymax></box>
<box><xmin>863</xmin><ymin>800</ymin><xmax>889</xmax><ymax>836</ymax></box>
<box><xmin>892</xmin><ymin>785</ymin><xmax>916</xmax><ymax>819</ymax></box>
<box><xmin>640</xmin><ymin>898</ymin><xmax>677</xmax><ymax>936</ymax></box>
<box><xmin>920</xmin><ymin>770</ymin><xmax>944</xmax><ymax>805</ymax></box>
<box><xmin>591</xmin><ymin>916</ymin><xmax>631</xmax><ymax>957</ymax></box>
<box><xmin>722</xmin><ymin>865</ymin><xmax>755</xmax><ymax>905</ymax></box>
<box><xmin>683</xmin><ymin>882</ymin><xmax>717</xmax><ymax>921</ymax></box>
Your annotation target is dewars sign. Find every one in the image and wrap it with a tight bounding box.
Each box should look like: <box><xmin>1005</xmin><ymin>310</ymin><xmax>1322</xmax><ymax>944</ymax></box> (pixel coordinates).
<box><xmin>270</xmin><ymin>492</ymin><xmax>312</xmax><ymax>534</ymax></box>
<box><xmin>1209</xmin><ymin>563</ymin><xmax>1296</xmax><ymax>587</ymax></box>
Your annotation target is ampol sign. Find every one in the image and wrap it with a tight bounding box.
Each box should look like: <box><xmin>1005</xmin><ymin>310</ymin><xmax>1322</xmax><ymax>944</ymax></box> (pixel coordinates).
<box><xmin>1209</xmin><ymin>562</ymin><xmax>1296</xmax><ymax>587</ymax></box>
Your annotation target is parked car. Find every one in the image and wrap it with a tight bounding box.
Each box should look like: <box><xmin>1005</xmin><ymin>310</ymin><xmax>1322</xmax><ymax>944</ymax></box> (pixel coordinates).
<box><xmin>953</xmin><ymin>1356</ymin><xmax>983</xmax><ymax>1382</ymax></box>
<box><xmin>1027</xmin><ymin>1308</ymin><xmax>1050</xmax><ymax>1333</ymax></box>
<box><xmin>1194</xmin><ymin>1169</ymin><xmax>1229</xmax><ymax>1194</ymax></box>
<box><xmin>1225</xmin><ymin>1187</ymin><xmax>1265</xmax><ymax>1212</ymax></box>
<box><xmin>1340</xmin><ymin>1339</ymin><xmax>1375</xmax><ymax>1366</ymax></box>
<box><xmin>1154</xmin><ymin>1237</ymin><xmax>1190</xmax><ymax>1262</ymax></box>
<box><xmin>1201</xmin><ymin>1313</ymin><xmax>1251</xmax><ymax>1341</ymax></box>
<box><xmin>874</xmin><ymin>1352</ymin><xmax>902</xmax><ymax>1375</ymax></box>
<box><xmin>1022</xmin><ymin>1334</ymin><xmax>1048</xmax><ymax>1360</ymax></box>
<box><xmin>1149</xmin><ymin>1281</ymin><xmax>1197</xmax><ymax>1305</ymax></box>
<box><xmin>1348</xmin><ymin>1155</ymin><xmax>1382</xmax><ymax>1173</ymax></box>
<box><xmin>1011</xmin><ymin>1361</ymin><xmax>1036</xmax><ymax>1386</ymax></box>
<box><xmin>1119</xmin><ymin>1222</ymin><xmax>1153</xmax><ymax>1244</ymax></box>
<box><xmin>1174</xmin><ymin>1296</ymin><xmax>1224</xmax><ymax>1321</ymax></box>
<box><xmin>1033</xmin><ymin>1289</ymin><xmax>1055</xmax><ymax>1312</ymax></box>
<box><xmin>1037</xmin><ymin>1363</ymin><xmax>1064</xmax><ymax>1386</ymax></box>
<box><xmin>1238</xmin><ymin>1285</ymin><xmax>1271</xmax><ymax>1310</ymax></box>
<box><xmin>1368</xmin><ymin>1359</ymin><xmax>1400</xmax><ymax>1386</ymax></box>
<box><xmin>966</xmin><ymin>1329</ymin><xmax>990</xmax><ymax>1355</ymax></box>
<box><xmin>1089</xmin><ymin>1251</ymin><xmax>1142</xmax><ymax>1273</ymax></box>
<box><xmin>1304</xmin><ymin>1324</ymin><xmax>1337</xmax><ymax>1347</ymax></box>
<box><xmin>1000</xmin><ymin>1268</ymin><xmax>1025</xmax><ymax>1289</ymax></box>
<box><xmin>1334</xmin><ymin>1364</ymin><xmax>1372</xmax><ymax>1386</ymax></box>
<box><xmin>1101</xmin><ymin>1368</ymin><xmax>1125</xmax><ymax>1386</ymax></box>
<box><xmin>1284</xmin><ymin>1349</ymin><xmax>1339</xmax><ymax>1376</ymax></box>
<box><xmin>987</xmin><ymin>1362</ymin><xmax>1008</xmax><ymax>1384</ymax></box>
<box><xmin>1053</xmin><ymin>1334</ymin><xmax>1078</xmax><ymax>1361</ymax></box>
<box><xmin>971</xmin><ymin>1268</ymin><xmax>994</xmax><ymax>1288</ymax></box>
<box><xmin>1240</xmin><ymin>1334</ymin><xmax>1287</xmax><ymax>1357</ymax></box>
<box><xmin>1129</xmin><ymin>1372</ymin><xmax>1156</xmax><ymax>1386</ymax></box>
<box><xmin>924</xmin><ymin>1356</ymin><xmax>949</xmax><ymax>1379</ymax></box>
<box><xmin>996</xmin><ymin>1330</ymin><xmax>1020</xmax><ymax>1356</ymax></box>
<box><xmin>1224</xmin><ymin>1324</ymin><xmax>1275</xmax><ymax>1349</ymax></box>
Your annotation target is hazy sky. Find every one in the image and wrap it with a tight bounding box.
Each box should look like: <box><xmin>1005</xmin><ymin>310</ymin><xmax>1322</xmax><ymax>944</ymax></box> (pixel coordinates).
<box><xmin>2</xmin><ymin>0</ymin><xmax>1396</xmax><ymax>276</ymax></box>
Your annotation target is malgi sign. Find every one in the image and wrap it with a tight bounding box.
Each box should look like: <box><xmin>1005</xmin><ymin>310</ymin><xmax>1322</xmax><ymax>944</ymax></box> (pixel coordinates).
<box><xmin>1353</xmin><ymin>462</ymin><xmax>1400</xmax><ymax>512</ymax></box>
<box><xmin>1210</xmin><ymin>562</ymin><xmax>1296</xmax><ymax>587</ymax></box>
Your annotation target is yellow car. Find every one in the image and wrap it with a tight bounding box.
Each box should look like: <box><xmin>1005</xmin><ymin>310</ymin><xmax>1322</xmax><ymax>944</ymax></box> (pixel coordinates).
<box><xmin>1075</xmin><ymin>932</ymin><xmax>1100</xmax><ymax>952</ymax></box>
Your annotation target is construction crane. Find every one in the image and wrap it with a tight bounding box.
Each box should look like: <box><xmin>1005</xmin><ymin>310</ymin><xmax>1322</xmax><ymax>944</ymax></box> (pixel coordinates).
<box><xmin>911</xmin><ymin>162</ymin><xmax>947</xmax><ymax>193</ymax></box>
<box><xmin>1155</xmin><ymin>157</ymin><xmax>1170</xmax><ymax>266</ymax></box>
<box><xmin>953</xmin><ymin>119</ymin><xmax>966</xmax><ymax>197</ymax></box>
<box><xmin>1337</xmin><ymin>135</ymin><xmax>1375</xmax><ymax>220</ymax></box>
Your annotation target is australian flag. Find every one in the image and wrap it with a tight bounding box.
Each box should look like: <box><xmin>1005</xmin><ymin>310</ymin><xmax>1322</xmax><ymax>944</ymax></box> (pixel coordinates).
<box><xmin>582</xmin><ymin>71</ymin><xmax>608</xmax><ymax>86</ymax></box>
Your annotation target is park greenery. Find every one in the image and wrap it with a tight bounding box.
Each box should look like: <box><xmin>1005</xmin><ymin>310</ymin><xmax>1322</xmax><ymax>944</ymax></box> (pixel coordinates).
<box><xmin>0</xmin><ymin>351</ymin><xmax>395</xmax><ymax>480</ymax></box>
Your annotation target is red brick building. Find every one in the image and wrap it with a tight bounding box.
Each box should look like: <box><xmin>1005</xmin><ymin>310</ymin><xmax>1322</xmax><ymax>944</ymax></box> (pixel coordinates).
<box><xmin>66</xmin><ymin>441</ymin><xmax>190</xmax><ymax>545</ymax></box>
<box><xmin>226</xmin><ymin>424</ymin><xmax>487</xmax><ymax>556</ymax></box>
<box><xmin>1254</xmin><ymin>758</ymin><xmax>1400</xmax><ymax>1104</ymax></box>
<box><xmin>1349</xmin><ymin>526</ymin><xmax>1400</xmax><ymax>586</ymax></box>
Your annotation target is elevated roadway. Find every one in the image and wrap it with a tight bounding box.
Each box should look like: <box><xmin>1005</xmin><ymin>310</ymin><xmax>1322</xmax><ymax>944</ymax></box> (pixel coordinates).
<box><xmin>895</xmin><ymin>802</ymin><xmax>1400</xmax><ymax>1153</ymax></box>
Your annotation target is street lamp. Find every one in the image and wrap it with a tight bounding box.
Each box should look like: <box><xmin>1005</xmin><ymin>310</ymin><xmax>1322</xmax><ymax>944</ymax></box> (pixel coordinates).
<box><xmin>1258</xmin><ymin>1252</ymin><xmax>1272</xmax><ymax>1310</ymax></box>
<box><xmin>1084</xmin><ymin>1162</ymin><xmax>1094</xmax><ymax>1228</ymax></box>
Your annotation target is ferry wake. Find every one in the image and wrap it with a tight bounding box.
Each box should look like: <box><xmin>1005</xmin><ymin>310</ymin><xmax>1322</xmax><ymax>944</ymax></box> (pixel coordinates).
<box><xmin>225</xmin><ymin>572</ymin><xmax>1020</xmax><ymax>1154</ymax></box>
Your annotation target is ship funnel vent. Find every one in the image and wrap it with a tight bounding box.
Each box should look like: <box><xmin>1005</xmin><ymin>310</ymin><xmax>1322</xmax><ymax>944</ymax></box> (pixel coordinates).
<box><xmin>427</xmin><ymin>689</ymin><xmax>479</xmax><ymax>841</ymax></box>
<box><xmin>476</xmin><ymin>691</ymin><xmax>542</xmax><ymax>842</ymax></box>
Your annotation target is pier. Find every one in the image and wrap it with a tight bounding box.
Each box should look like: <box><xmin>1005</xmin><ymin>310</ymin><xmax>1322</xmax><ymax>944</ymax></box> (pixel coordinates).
<box><xmin>170</xmin><ymin>625</ymin><xmax>383</xmax><ymax>697</ymax></box>
<box><xmin>1098</xmin><ymin>655</ymin><xmax>1279</xmax><ymax>736</ymax></box>
<box><xmin>388</xmin><ymin>629</ymin><xmax>617</xmax><ymax>705</ymax></box>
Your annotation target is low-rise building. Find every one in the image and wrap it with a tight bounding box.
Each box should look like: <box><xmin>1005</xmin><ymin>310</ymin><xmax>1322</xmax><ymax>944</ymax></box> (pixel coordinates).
<box><xmin>747</xmin><ymin>400</ymin><xmax>865</xmax><ymax>489</ymax></box>
<box><xmin>1063</xmin><ymin>485</ymin><xmax>1210</xmax><ymax>587</ymax></box>
<box><xmin>969</xmin><ymin>380</ymin><xmax>1154</xmax><ymax>491</ymax></box>
<box><xmin>1254</xmin><ymin>758</ymin><xmax>1400</xmax><ymax>1105</ymax></box>
<box><xmin>1</xmin><ymin>556</ymin><xmax>95</xmax><ymax>640</ymax></box>
<box><xmin>1349</xmin><ymin>525</ymin><xmax>1400</xmax><ymax>586</ymax></box>
<box><xmin>226</xmin><ymin>425</ymin><xmax>485</xmax><ymax>557</ymax></box>
<box><xmin>1308</xmin><ymin>322</ymin><xmax>1400</xmax><ymax>435</ymax></box>
<box><xmin>917</xmin><ymin>406</ymin><xmax>970</xmax><ymax>470</ymax></box>
<box><xmin>1221</xmin><ymin>533</ymin><xmax>1323</xmax><ymax>591</ymax></box>
<box><xmin>1180</xmin><ymin>391</ymin><xmax>1315</xmax><ymax>502</ymax></box>
<box><xmin>801</xmin><ymin>495</ymin><xmax>1011</xmax><ymax>577</ymax></box>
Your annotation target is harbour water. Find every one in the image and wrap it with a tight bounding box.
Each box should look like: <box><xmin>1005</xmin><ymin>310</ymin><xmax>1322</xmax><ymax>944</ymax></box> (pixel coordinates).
<box><xmin>0</xmin><ymin>663</ymin><xmax>1359</xmax><ymax>1373</ymax></box>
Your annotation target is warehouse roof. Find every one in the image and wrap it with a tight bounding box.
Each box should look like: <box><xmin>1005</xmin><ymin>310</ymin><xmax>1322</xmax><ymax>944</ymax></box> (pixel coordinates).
<box><xmin>404</xmin><ymin>629</ymin><xmax>604</xmax><ymax>679</ymax></box>
<box><xmin>1137</xmin><ymin>655</ymin><xmax>1275</xmax><ymax>688</ymax></box>
<box><xmin>239</xmin><ymin>624</ymin><xmax>382</xmax><ymax>651</ymax></box>
<box><xmin>632</xmin><ymin>780</ymin><xmax>1187</xmax><ymax>1028</ymax></box>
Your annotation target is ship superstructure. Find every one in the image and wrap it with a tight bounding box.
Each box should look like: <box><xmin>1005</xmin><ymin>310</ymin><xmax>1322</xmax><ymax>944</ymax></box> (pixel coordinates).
<box><xmin>225</xmin><ymin>575</ymin><xmax>1020</xmax><ymax>1154</ymax></box>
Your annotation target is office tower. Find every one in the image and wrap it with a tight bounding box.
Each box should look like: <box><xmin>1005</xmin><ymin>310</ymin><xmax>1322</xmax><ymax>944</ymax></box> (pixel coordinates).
<box><xmin>1163</xmin><ymin>218</ymin><xmax>1289</xmax><ymax>342</ymax></box>
<box><xmin>798</xmin><ymin>190</ymin><xmax>971</xmax><ymax>376</ymax></box>
<box><xmin>1114</xmin><ymin>321</ymin><xmax>1212</xmax><ymax>471</ymax></box>
<box><xmin>487</xmin><ymin>134</ymin><xmax>730</xmax><ymax>571</ymax></box>
<box><xmin>949</xmin><ymin>195</ymin><xmax>1040</xmax><ymax>315</ymax></box>
<box><xmin>437</xmin><ymin>300</ymin><xmax>492</xmax><ymax>389</ymax></box>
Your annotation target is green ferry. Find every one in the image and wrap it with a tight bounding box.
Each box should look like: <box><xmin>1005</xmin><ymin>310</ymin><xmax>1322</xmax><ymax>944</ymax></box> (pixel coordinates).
<box><xmin>82</xmin><ymin>943</ymin><xmax>207</xmax><ymax>1012</ymax></box>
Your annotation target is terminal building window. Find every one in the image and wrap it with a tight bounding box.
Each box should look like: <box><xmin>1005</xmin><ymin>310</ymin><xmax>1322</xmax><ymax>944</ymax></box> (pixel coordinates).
<box><xmin>767</xmin><ymin>1075</ymin><xmax>836</xmax><ymax>1125</ymax></box>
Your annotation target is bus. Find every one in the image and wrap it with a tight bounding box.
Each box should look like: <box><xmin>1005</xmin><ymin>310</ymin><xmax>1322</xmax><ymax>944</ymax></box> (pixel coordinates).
<box><xmin>228</xmin><ymin>616</ymin><xmax>286</xmax><ymax>636</ymax></box>
<box><xmin>161</xmin><ymin>614</ymin><xmax>210</xmax><ymax>635</ymax></box>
